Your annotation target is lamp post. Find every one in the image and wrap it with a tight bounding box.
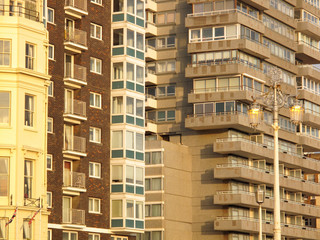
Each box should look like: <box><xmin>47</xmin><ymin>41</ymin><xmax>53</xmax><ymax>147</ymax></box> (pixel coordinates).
<box><xmin>256</xmin><ymin>188</ymin><xmax>265</xmax><ymax>240</ymax></box>
<box><xmin>248</xmin><ymin>67</ymin><xmax>303</xmax><ymax>240</ymax></box>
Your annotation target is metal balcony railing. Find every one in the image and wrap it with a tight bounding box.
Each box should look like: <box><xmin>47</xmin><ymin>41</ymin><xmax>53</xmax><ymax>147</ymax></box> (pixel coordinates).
<box><xmin>64</xmin><ymin>136</ymin><xmax>86</xmax><ymax>153</ymax></box>
<box><xmin>63</xmin><ymin>208</ymin><xmax>85</xmax><ymax>225</ymax></box>
<box><xmin>63</xmin><ymin>171</ymin><xmax>86</xmax><ymax>189</ymax></box>
<box><xmin>0</xmin><ymin>3</ymin><xmax>40</xmax><ymax>22</ymax></box>
<box><xmin>65</xmin><ymin>0</ymin><xmax>87</xmax><ymax>12</ymax></box>
<box><xmin>65</xmin><ymin>28</ymin><xmax>87</xmax><ymax>47</ymax></box>
<box><xmin>65</xmin><ymin>63</ymin><xmax>87</xmax><ymax>82</ymax></box>
<box><xmin>65</xmin><ymin>99</ymin><xmax>86</xmax><ymax>118</ymax></box>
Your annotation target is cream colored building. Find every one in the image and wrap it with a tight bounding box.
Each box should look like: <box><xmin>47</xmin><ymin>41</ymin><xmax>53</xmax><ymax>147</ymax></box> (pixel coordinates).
<box><xmin>0</xmin><ymin>1</ymin><xmax>50</xmax><ymax>239</ymax></box>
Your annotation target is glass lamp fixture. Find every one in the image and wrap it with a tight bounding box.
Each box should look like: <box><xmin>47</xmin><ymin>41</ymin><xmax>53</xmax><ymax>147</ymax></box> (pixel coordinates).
<box><xmin>248</xmin><ymin>102</ymin><xmax>263</xmax><ymax>128</ymax></box>
<box><xmin>289</xmin><ymin>99</ymin><xmax>304</xmax><ymax>125</ymax></box>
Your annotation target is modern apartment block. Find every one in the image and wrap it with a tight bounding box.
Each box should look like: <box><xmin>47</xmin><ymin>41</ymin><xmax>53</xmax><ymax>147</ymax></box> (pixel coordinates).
<box><xmin>144</xmin><ymin>0</ymin><xmax>320</xmax><ymax>240</ymax></box>
<box><xmin>46</xmin><ymin>0</ymin><xmax>144</xmax><ymax>239</ymax></box>
<box><xmin>0</xmin><ymin>0</ymin><xmax>50</xmax><ymax>239</ymax></box>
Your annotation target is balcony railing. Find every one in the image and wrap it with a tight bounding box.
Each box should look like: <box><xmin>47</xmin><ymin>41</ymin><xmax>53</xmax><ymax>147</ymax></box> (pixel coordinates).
<box><xmin>190</xmin><ymin>85</ymin><xmax>264</xmax><ymax>94</ymax></box>
<box><xmin>65</xmin><ymin>99</ymin><xmax>86</xmax><ymax>117</ymax></box>
<box><xmin>0</xmin><ymin>4</ymin><xmax>40</xmax><ymax>22</ymax></box>
<box><xmin>65</xmin><ymin>0</ymin><xmax>87</xmax><ymax>12</ymax></box>
<box><xmin>65</xmin><ymin>28</ymin><xmax>87</xmax><ymax>47</ymax></box>
<box><xmin>65</xmin><ymin>63</ymin><xmax>87</xmax><ymax>82</ymax></box>
<box><xmin>63</xmin><ymin>171</ymin><xmax>86</xmax><ymax>189</ymax></box>
<box><xmin>64</xmin><ymin>136</ymin><xmax>86</xmax><ymax>153</ymax></box>
<box><xmin>297</xmin><ymin>40</ymin><xmax>320</xmax><ymax>52</ymax></box>
<box><xmin>63</xmin><ymin>208</ymin><xmax>85</xmax><ymax>225</ymax></box>
<box><xmin>187</xmin><ymin>9</ymin><xmax>261</xmax><ymax>22</ymax></box>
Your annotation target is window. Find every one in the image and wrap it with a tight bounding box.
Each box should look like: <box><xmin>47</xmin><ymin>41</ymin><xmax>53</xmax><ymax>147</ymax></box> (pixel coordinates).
<box><xmin>90</xmin><ymin>92</ymin><xmax>101</xmax><ymax>108</ymax></box>
<box><xmin>156</xmin><ymin>60</ymin><xmax>175</xmax><ymax>73</ymax></box>
<box><xmin>112</xmin><ymin>130</ymin><xmax>123</xmax><ymax>148</ymax></box>
<box><xmin>112</xmin><ymin>96</ymin><xmax>123</xmax><ymax>114</ymax></box>
<box><xmin>0</xmin><ymin>158</ymin><xmax>8</xmax><ymax>197</ymax></box>
<box><xmin>156</xmin><ymin>11</ymin><xmax>175</xmax><ymax>24</ymax></box>
<box><xmin>136</xmin><ymin>201</ymin><xmax>143</xmax><ymax>219</ymax></box>
<box><xmin>25</xmin><ymin>43</ymin><xmax>35</xmax><ymax>70</ymax></box>
<box><xmin>47</xmin><ymin>117</ymin><xmax>53</xmax><ymax>133</ymax></box>
<box><xmin>112</xmin><ymin>200</ymin><xmax>123</xmax><ymax>217</ymax></box>
<box><xmin>145</xmin><ymin>152</ymin><xmax>162</xmax><ymax>165</ymax></box>
<box><xmin>112</xmin><ymin>165</ymin><xmax>123</xmax><ymax>183</ymax></box>
<box><xmin>25</xmin><ymin>95</ymin><xmax>34</xmax><ymax>127</ymax></box>
<box><xmin>48</xmin><ymin>81</ymin><xmax>53</xmax><ymax>97</ymax></box>
<box><xmin>113</xmin><ymin>63</ymin><xmax>123</xmax><ymax>80</ymax></box>
<box><xmin>90</xmin><ymin>23</ymin><xmax>102</xmax><ymax>40</ymax></box>
<box><xmin>145</xmin><ymin>178</ymin><xmax>162</xmax><ymax>191</ymax></box>
<box><xmin>145</xmin><ymin>231</ymin><xmax>162</xmax><ymax>240</ymax></box>
<box><xmin>89</xmin><ymin>127</ymin><xmax>101</xmax><ymax>143</ymax></box>
<box><xmin>147</xmin><ymin>85</ymin><xmax>176</xmax><ymax>97</ymax></box>
<box><xmin>89</xmin><ymin>198</ymin><xmax>101</xmax><ymax>213</ymax></box>
<box><xmin>0</xmin><ymin>40</ymin><xmax>10</xmax><ymax>66</ymax></box>
<box><xmin>89</xmin><ymin>233</ymin><xmax>100</xmax><ymax>240</ymax></box>
<box><xmin>147</xmin><ymin>110</ymin><xmax>175</xmax><ymax>122</ymax></box>
<box><xmin>47</xmin><ymin>229</ymin><xmax>52</xmax><ymax>240</ymax></box>
<box><xmin>23</xmin><ymin>219</ymin><xmax>32</xmax><ymax>239</ymax></box>
<box><xmin>111</xmin><ymin>236</ymin><xmax>128</xmax><ymax>240</ymax></box>
<box><xmin>47</xmin><ymin>8</ymin><xmax>54</xmax><ymax>23</ymax></box>
<box><xmin>47</xmin><ymin>192</ymin><xmax>52</xmax><ymax>208</ymax></box>
<box><xmin>63</xmin><ymin>231</ymin><xmax>77</xmax><ymax>240</ymax></box>
<box><xmin>47</xmin><ymin>154</ymin><xmax>52</xmax><ymax>170</ymax></box>
<box><xmin>90</xmin><ymin>57</ymin><xmax>102</xmax><ymax>74</ymax></box>
<box><xmin>91</xmin><ymin>0</ymin><xmax>102</xmax><ymax>5</ymax></box>
<box><xmin>0</xmin><ymin>92</ymin><xmax>10</xmax><ymax>124</ymax></box>
<box><xmin>113</xmin><ymin>0</ymin><xmax>124</xmax><ymax>12</ymax></box>
<box><xmin>113</xmin><ymin>29</ymin><xmax>124</xmax><ymax>46</ymax></box>
<box><xmin>89</xmin><ymin>162</ymin><xmax>101</xmax><ymax>178</ymax></box>
<box><xmin>48</xmin><ymin>44</ymin><xmax>54</xmax><ymax>60</ymax></box>
<box><xmin>24</xmin><ymin>160</ymin><xmax>33</xmax><ymax>198</ymax></box>
<box><xmin>145</xmin><ymin>204</ymin><xmax>162</xmax><ymax>217</ymax></box>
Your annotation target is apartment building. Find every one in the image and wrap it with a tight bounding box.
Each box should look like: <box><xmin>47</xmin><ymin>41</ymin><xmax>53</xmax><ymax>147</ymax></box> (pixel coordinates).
<box><xmin>0</xmin><ymin>0</ymin><xmax>50</xmax><ymax>239</ymax></box>
<box><xmin>46</xmin><ymin>0</ymin><xmax>144</xmax><ymax>239</ymax></box>
<box><xmin>144</xmin><ymin>0</ymin><xmax>320</xmax><ymax>239</ymax></box>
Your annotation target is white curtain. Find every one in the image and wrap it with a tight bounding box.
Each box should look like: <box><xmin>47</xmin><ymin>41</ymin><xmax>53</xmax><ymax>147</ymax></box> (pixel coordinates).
<box><xmin>112</xmin><ymin>165</ymin><xmax>123</xmax><ymax>182</ymax></box>
<box><xmin>126</xmin><ymin>201</ymin><xmax>134</xmax><ymax>218</ymax></box>
<box><xmin>112</xmin><ymin>131</ymin><xmax>123</xmax><ymax>148</ymax></box>
<box><xmin>112</xmin><ymin>200</ymin><xmax>122</xmax><ymax>217</ymax></box>
<box><xmin>112</xmin><ymin>97</ymin><xmax>123</xmax><ymax>114</ymax></box>
<box><xmin>126</xmin><ymin>166</ymin><xmax>134</xmax><ymax>183</ymax></box>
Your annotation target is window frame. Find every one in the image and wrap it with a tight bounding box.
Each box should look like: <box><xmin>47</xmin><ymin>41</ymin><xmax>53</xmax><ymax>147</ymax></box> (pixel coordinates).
<box><xmin>47</xmin><ymin>7</ymin><xmax>54</xmax><ymax>24</ymax></box>
<box><xmin>89</xmin><ymin>233</ymin><xmax>100</xmax><ymax>240</ymax></box>
<box><xmin>24</xmin><ymin>159</ymin><xmax>33</xmax><ymax>199</ymax></box>
<box><xmin>89</xmin><ymin>127</ymin><xmax>102</xmax><ymax>143</ymax></box>
<box><xmin>62</xmin><ymin>231</ymin><xmax>78</xmax><ymax>240</ymax></box>
<box><xmin>48</xmin><ymin>81</ymin><xmax>54</xmax><ymax>97</ymax></box>
<box><xmin>90</xmin><ymin>92</ymin><xmax>102</xmax><ymax>109</ymax></box>
<box><xmin>91</xmin><ymin>0</ymin><xmax>102</xmax><ymax>6</ymax></box>
<box><xmin>89</xmin><ymin>197</ymin><xmax>101</xmax><ymax>214</ymax></box>
<box><xmin>0</xmin><ymin>39</ymin><xmax>11</xmax><ymax>66</ymax></box>
<box><xmin>0</xmin><ymin>91</ymin><xmax>10</xmax><ymax>125</ymax></box>
<box><xmin>25</xmin><ymin>43</ymin><xmax>35</xmax><ymax>70</ymax></box>
<box><xmin>90</xmin><ymin>23</ymin><xmax>103</xmax><ymax>40</ymax></box>
<box><xmin>47</xmin><ymin>117</ymin><xmax>53</xmax><ymax>133</ymax></box>
<box><xmin>47</xmin><ymin>154</ymin><xmax>53</xmax><ymax>171</ymax></box>
<box><xmin>24</xmin><ymin>94</ymin><xmax>35</xmax><ymax>127</ymax></box>
<box><xmin>145</xmin><ymin>177</ymin><xmax>163</xmax><ymax>191</ymax></box>
<box><xmin>47</xmin><ymin>192</ymin><xmax>52</xmax><ymax>208</ymax></box>
<box><xmin>48</xmin><ymin>44</ymin><xmax>54</xmax><ymax>60</ymax></box>
<box><xmin>90</xmin><ymin>57</ymin><xmax>102</xmax><ymax>74</ymax></box>
<box><xmin>23</xmin><ymin>219</ymin><xmax>32</xmax><ymax>240</ymax></box>
<box><xmin>0</xmin><ymin>157</ymin><xmax>9</xmax><ymax>197</ymax></box>
<box><xmin>89</xmin><ymin>162</ymin><xmax>101</xmax><ymax>178</ymax></box>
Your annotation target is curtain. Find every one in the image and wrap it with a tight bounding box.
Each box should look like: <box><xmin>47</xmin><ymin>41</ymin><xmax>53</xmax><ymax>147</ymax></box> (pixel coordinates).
<box><xmin>127</xmin><ymin>63</ymin><xmax>134</xmax><ymax>81</ymax></box>
<box><xmin>126</xmin><ymin>97</ymin><xmax>134</xmax><ymax>114</ymax></box>
<box><xmin>136</xmin><ymin>99</ymin><xmax>143</xmax><ymax>117</ymax></box>
<box><xmin>136</xmin><ymin>66</ymin><xmax>143</xmax><ymax>83</ymax></box>
<box><xmin>112</xmin><ymin>200</ymin><xmax>122</xmax><ymax>217</ymax></box>
<box><xmin>127</xmin><ymin>30</ymin><xmax>134</xmax><ymax>48</ymax></box>
<box><xmin>136</xmin><ymin>202</ymin><xmax>143</xmax><ymax>219</ymax></box>
<box><xmin>112</xmin><ymin>131</ymin><xmax>123</xmax><ymax>148</ymax></box>
<box><xmin>112</xmin><ymin>97</ymin><xmax>123</xmax><ymax>114</ymax></box>
<box><xmin>126</xmin><ymin>201</ymin><xmax>134</xmax><ymax>218</ymax></box>
<box><xmin>126</xmin><ymin>131</ymin><xmax>134</xmax><ymax>149</ymax></box>
<box><xmin>136</xmin><ymin>133</ymin><xmax>143</xmax><ymax>151</ymax></box>
<box><xmin>152</xmin><ymin>204</ymin><xmax>161</xmax><ymax>217</ymax></box>
<box><xmin>127</xmin><ymin>0</ymin><xmax>134</xmax><ymax>14</ymax></box>
<box><xmin>112</xmin><ymin>165</ymin><xmax>123</xmax><ymax>182</ymax></box>
<box><xmin>151</xmin><ymin>178</ymin><xmax>161</xmax><ymax>190</ymax></box>
<box><xmin>136</xmin><ymin>167</ymin><xmax>143</xmax><ymax>185</ymax></box>
<box><xmin>126</xmin><ymin>166</ymin><xmax>134</xmax><ymax>183</ymax></box>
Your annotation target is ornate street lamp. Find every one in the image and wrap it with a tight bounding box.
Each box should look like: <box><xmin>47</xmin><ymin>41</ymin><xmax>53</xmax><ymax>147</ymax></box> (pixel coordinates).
<box><xmin>248</xmin><ymin>67</ymin><xmax>303</xmax><ymax>240</ymax></box>
<box><xmin>256</xmin><ymin>188</ymin><xmax>265</xmax><ymax>240</ymax></box>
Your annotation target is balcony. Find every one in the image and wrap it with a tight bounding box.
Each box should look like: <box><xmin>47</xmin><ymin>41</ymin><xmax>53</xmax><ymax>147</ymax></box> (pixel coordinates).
<box><xmin>62</xmin><ymin>208</ymin><xmax>85</xmax><ymax>227</ymax></box>
<box><xmin>63</xmin><ymin>171</ymin><xmax>86</xmax><ymax>195</ymax></box>
<box><xmin>145</xmin><ymin>71</ymin><xmax>157</xmax><ymax>86</ymax></box>
<box><xmin>64</xmin><ymin>28</ymin><xmax>88</xmax><ymax>53</ymax></box>
<box><xmin>185</xmin><ymin>60</ymin><xmax>265</xmax><ymax>80</ymax></box>
<box><xmin>63</xmin><ymin>136</ymin><xmax>87</xmax><ymax>157</ymax></box>
<box><xmin>0</xmin><ymin>4</ymin><xmax>40</xmax><ymax>22</ymax></box>
<box><xmin>299</xmin><ymin>133</ymin><xmax>320</xmax><ymax>152</ymax></box>
<box><xmin>297</xmin><ymin>64</ymin><xmax>320</xmax><ymax>80</ymax></box>
<box><xmin>303</xmin><ymin>110</ymin><xmax>320</xmax><ymax>128</ymax></box>
<box><xmin>214</xmin><ymin>163</ymin><xmax>320</xmax><ymax>195</ymax></box>
<box><xmin>65</xmin><ymin>0</ymin><xmax>88</xmax><ymax>19</ymax></box>
<box><xmin>185</xmin><ymin>9</ymin><xmax>265</xmax><ymax>34</ymax></box>
<box><xmin>64</xmin><ymin>99</ymin><xmax>87</xmax><ymax>123</ymax></box>
<box><xmin>214</xmin><ymin>137</ymin><xmax>320</xmax><ymax>173</ymax></box>
<box><xmin>146</xmin><ymin>22</ymin><xmax>157</xmax><ymax>37</ymax></box>
<box><xmin>145</xmin><ymin>0</ymin><xmax>157</xmax><ymax>12</ymax></box>
<box><xmin>146</xmin><ymin>46</ymin><xmax>157</xmax><ymax>61</ymax></box>
<box><xmin>296</xmin><ymin>20</ymin><xmax>320</xmax><ymax>41</ymax></box>
<box><xmin>188</xmin><ymin>38</ymin><xmax>270</xmax><ymax>59</ymax></box>
<box><xmin>145</xmin><ymin>120</ymin><xmax>158</xmax><ymax>133</ymax></box>
<box><xmin>64</xmin><ymin>63</ymin><xmax>87</xmax><ymax>88</ymax></box>
<box><xmin>185</xmin><ymin>112</ymin><xmax>258</xmax><ymax>132</ymax></box>
<box><xmin>145</xmin><ymin>95</ymin><xmax>157</xmax><ymax>109</ymax></box>
<box><xmin>186</xmin><ymin>0</ymin><xmax>269</xmax><ymax>10</ymax></box>
<box><xmin>214</xmin><ymin>190</ymin><xmax>320</xmax><ymax>218</ymax></box>
<box><xmin>214</xmin><ymin>217</ymin><xmax>320</xmax><ymax>239</ymax></box>
<box><xmin>296</xmin><ymin>41</ymin><xmax>320</xmax><ymax>64</ymax></box>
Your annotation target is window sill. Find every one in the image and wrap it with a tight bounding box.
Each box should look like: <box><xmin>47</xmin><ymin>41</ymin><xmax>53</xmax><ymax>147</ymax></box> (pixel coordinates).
<box><xmin>24</xmin><ymin>126</ymin><xmax>38</xmax><ymax>133</ymax></box>
<box><xmin>90</xmin><ymin>106</ymin><xmax>102</xmax><ymax>110</ymax></box>
<box><xmin>0</xmin><ymin>124</ymin><xmax>12</xmax><ymax>129</ymax></box>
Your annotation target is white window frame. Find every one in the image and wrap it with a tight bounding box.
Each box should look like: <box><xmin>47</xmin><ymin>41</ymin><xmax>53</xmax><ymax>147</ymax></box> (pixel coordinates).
<box><xmin>89</xmin><ymin>162</ymin><xmax>101</xmax><ymax>178</ymax></box>
<box><xmin>91</xmin><ymin>0</ymin><xmax>102</xmax><ymax>6</ymax></box>
<box><xmin>25</xmin><ymin>43</ymin><xmax>35</xmax><ymax>70</ymax></box>
<box><xmin>48</xmin><ymin>44</ymin><xmax>54</xmax><ymax>60</ymax></box>
<box><xmin>90</xmin><ymin>57</ymin><xmax>102</xmax><ymax>74</ymax></box>
<box><xmin>47</xmin><ymin>192</ymin><xmax>52</xmax><ymax>208</ymax></box>
<box><xmin>111</xmin><ymin>236</ymin><xmax>128</xmax><ymax>240</ymax></box>
<box><xmin>47</xmin><ymin>154</ymin><xmax>53</xmax><ymax>171</ymax></box>
<box><xmin>89</xmin><ymin>198</ymin><xmax>101</xmax><ymax>214</ymax></box>
<box><xmin>23</xmin><ymin>219</ymin><xmax>32</xmax><ymax>240</ymax></box>
<box><xmin>89</xmin><ymin>233</ymin><xmax>100</xmax><ymax>240</ymax></box>
<box><xmin>0</xmin><ymin>39</ymin><xmax>11</xmax><ymax>66</ymax></box>
<box><xmin>47</xmin><ymin>229</ymin><xmax>52</xmax><ymax>240</ymax></box>
<box><xmin>63</xmin><ymin>231</ymin><xmax>78</xmax><ymax>240</ymax></box>
<box><xmin>24</xmin><ymin>94</ymin><xmax>34</xmax><ymax>127</ymax></box>
<box><xmin>0</xmin><ymin>158</ymin><xmax>9</xmax><ymax>197</ymax></box>
<box><xmin>90</xmin><ymin>92</ymin><xmax>102</xmax><ymax>109</ymax></box>
<box><xmin>89</xmin><ymin>127</ymin><xmax>101</xmax><ymax>143</ymax></box>
<box><xmin>47</xmin><ymin>117</ymin><xmax>53</xmax><ymax>133</ymax></box>
<box><xmin>47</xmin><ymin>7</ymin><xmax>54</xmax><ymax>24</ymax></box>
<box><xmin>90</xmin><ymin>23</ymin><xmax>102</xmax><ymax>40</ymax></box>
<box><xmin>48</xmin><ymin>81</ymin><xmax>54</xmax><ymax>97</ymax></box>
<box><xmin>0</xmin><ymin>91</ymin><xmax>10</xmax><ymax>125</ymax></box>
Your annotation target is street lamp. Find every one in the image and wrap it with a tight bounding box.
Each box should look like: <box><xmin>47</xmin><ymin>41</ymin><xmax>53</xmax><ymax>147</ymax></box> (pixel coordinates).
<box><xmin>256</xmin><ymin>188</ymin><xmax>265</xmax><ymax>240</ymax></box>
<box><xmin>248</xmin><ymin>67</ymin><xmax>304</xmax><ymax>240</ymax></box>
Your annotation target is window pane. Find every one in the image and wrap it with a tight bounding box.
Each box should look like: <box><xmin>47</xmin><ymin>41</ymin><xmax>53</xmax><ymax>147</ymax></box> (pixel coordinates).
<box><xmin>127</xmin><ymin>30</ymin><xmax>134</xmax><ymax>47</ymax></box>
<box><xmin>112</xmin><ymin>200</ymin><xmax>123</xmax><ymax>217</ymax></box>
<box><xmin>136</xmin><ymin>99</ymin><xmax>143</xmax><ymax>117</ymax></box>
<box><xmin>136</xmin><ymin>167</ymin><xmax>143</xmax><ymax>185</ymax></box>
<box><xmin>136</xmin><ymin>65</ymin><xmax>144</xmax><ymax>83</ymax></box>
<box><xmin>126</xmin><ymin>97</ymin><xmax>134</xmax><ymax>114</ymax></box>
<box><xmin>126</xmin><ymin>166</ymin><xmax>134</xmax><ymax>183</ymax></box>
<box><xmin>126</xmin><ymin>200</ymin><xmax>134</xmax><ymax>218</ymax></box>
<box><xmin>152</xmin><ymin>152</ymin><xmax>161</xmax><ymax>164</ymax></box>
<box><xmin>112</xmin><ymin>97</ymin><xmax>123</xmax><ymax>114</ymax></box>
<box><xmin>112</xmin><ymin>166</ymin><xmax>123</xmax><ymax>183</ymax></box>
<box><xmin>137</xmin><ymin>33</ymin><xmax>144</xmax><ymax>50</ymax></box>
<box><xmin>151</xmin><ymin>178</ymin><xmax>161</xmax><ymax>190</ymax></box>
<box><xmin>136</xmin><ymin>133</ymin><xmax>143</xmax><ymax>151</ymax></box>
<box><xmin>126</xmin><ymin>131</ymin><xmax>134</xmax><ymax>149</ymax></box>
<box><xmin>112</xmin><ymin>131</ymin><xmax>123</xmax><ymax>148</ymax></box>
